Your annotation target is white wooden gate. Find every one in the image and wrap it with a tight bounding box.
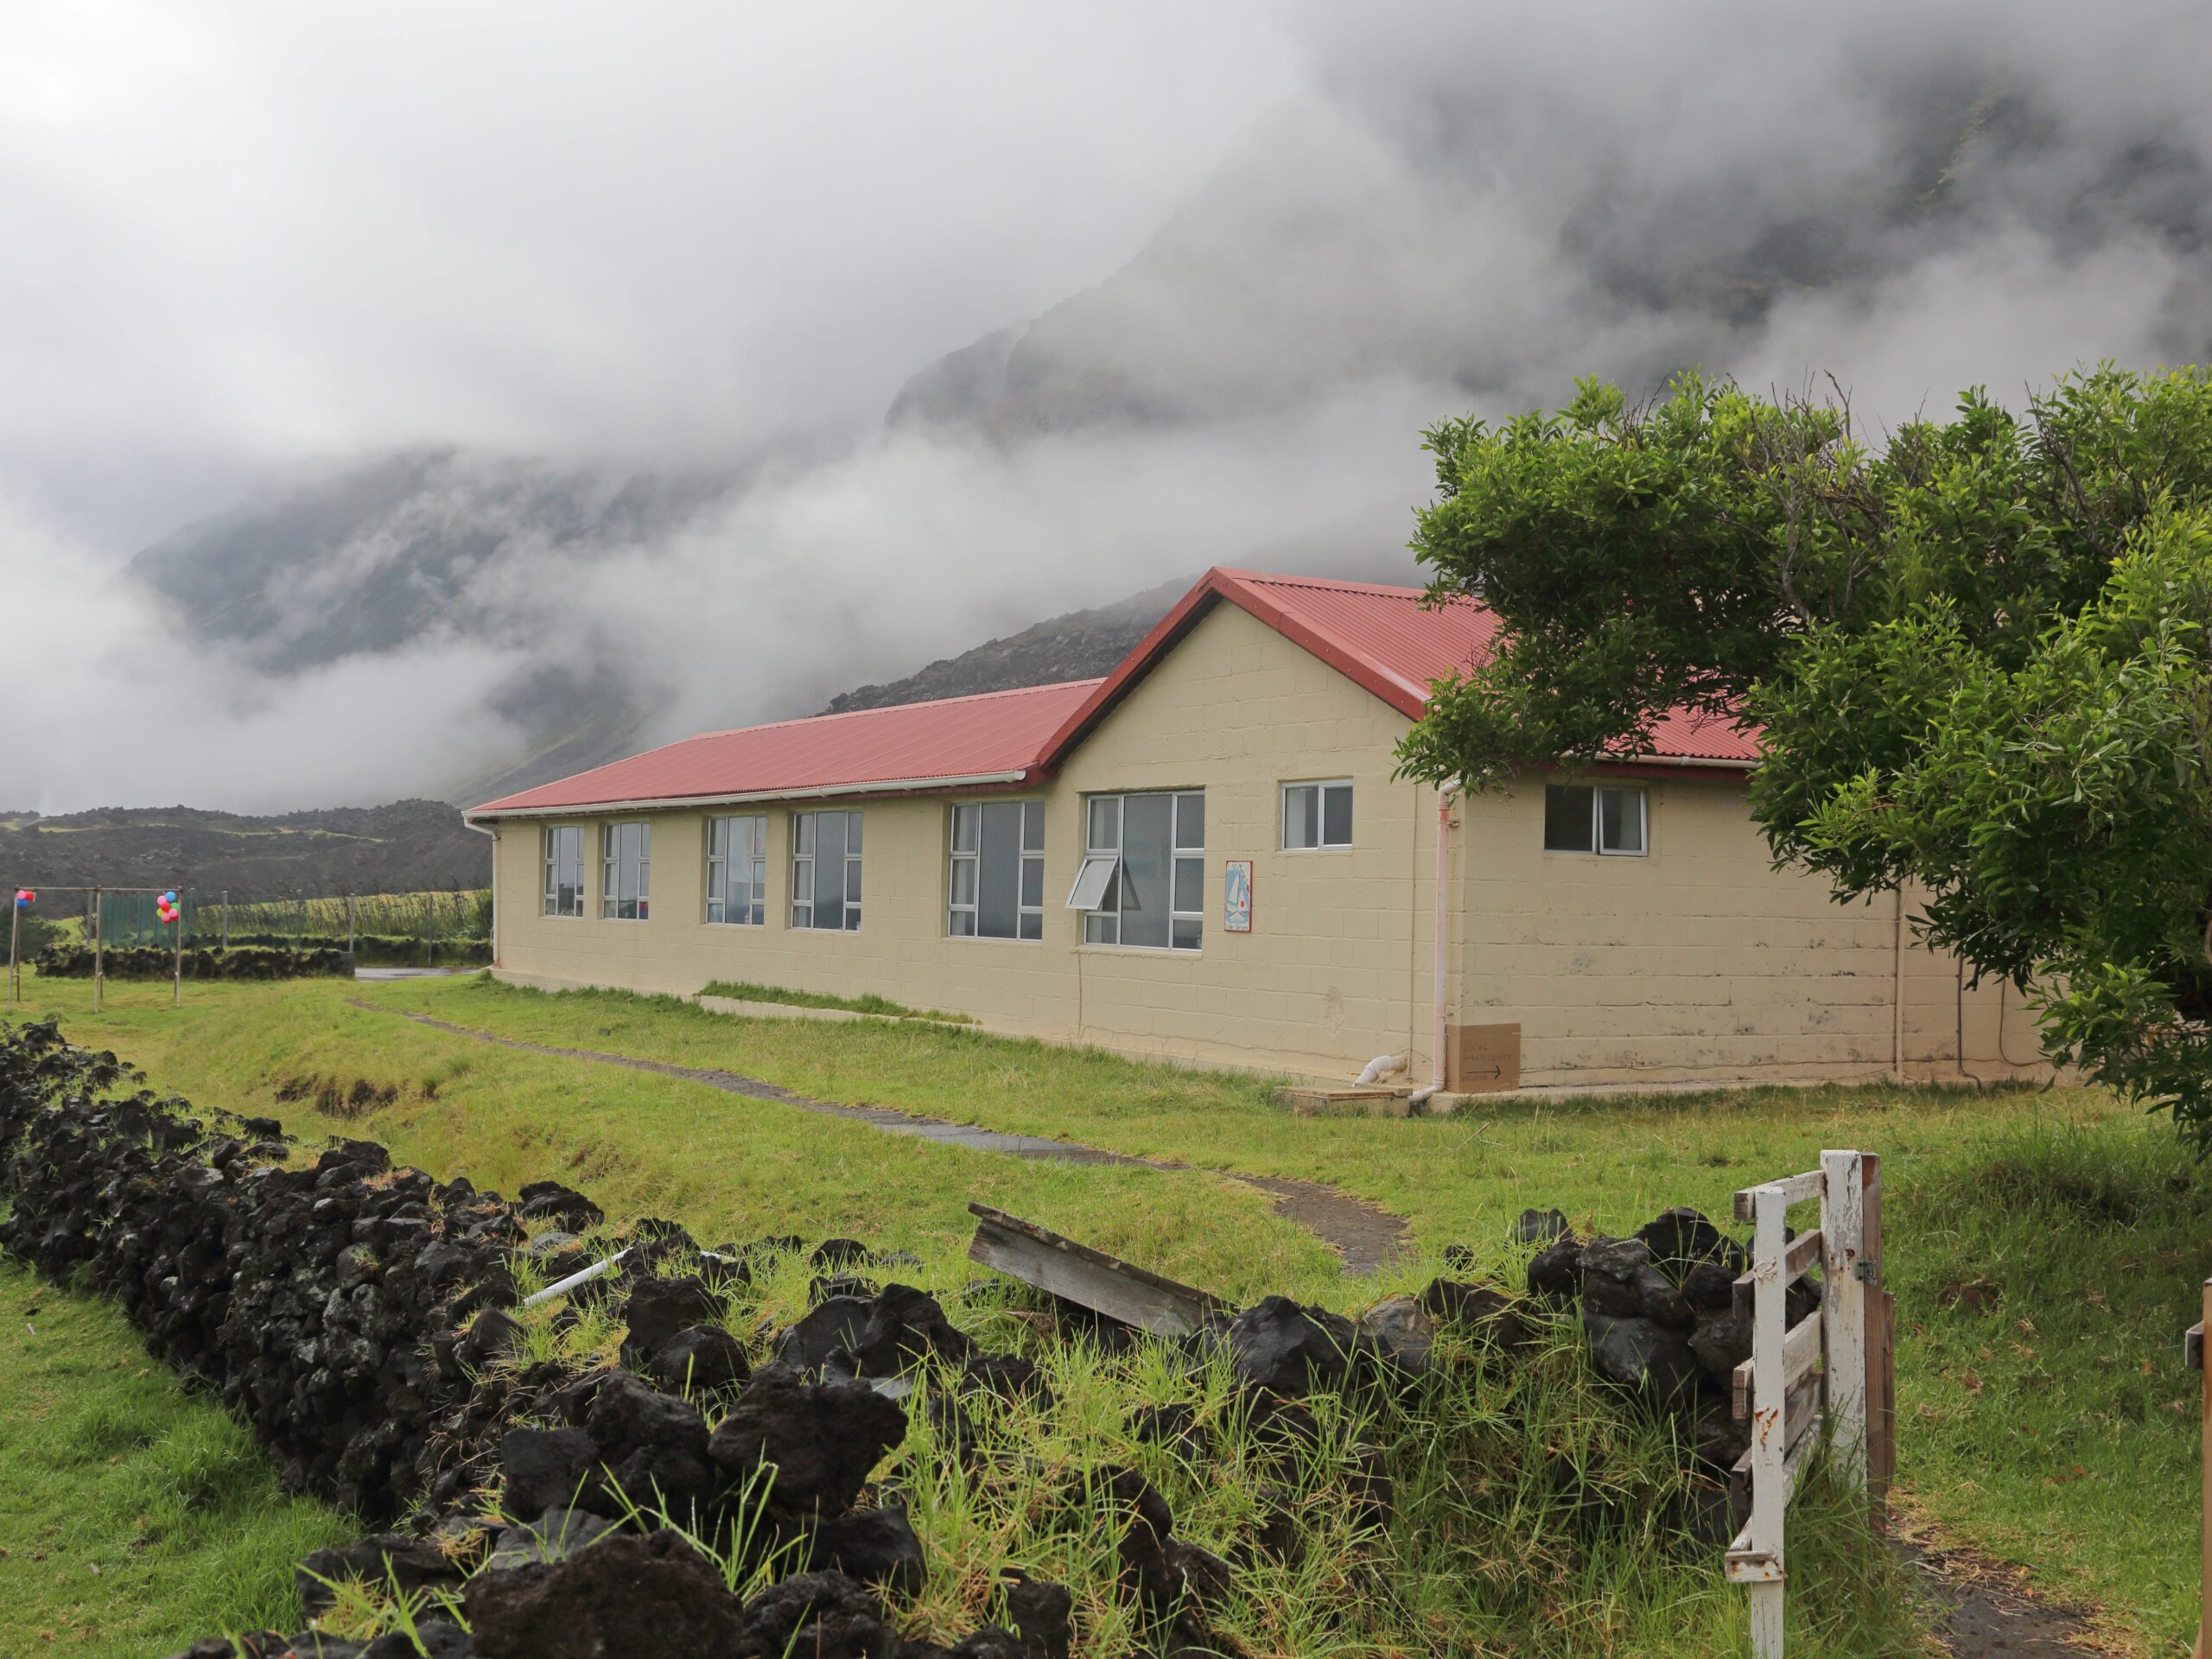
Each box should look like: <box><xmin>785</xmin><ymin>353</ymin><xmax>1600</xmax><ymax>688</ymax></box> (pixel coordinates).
<box><xmin>1724</xmin><ymin>1148</ymin><xmax>1896</xmax><ymax>1657</ymax></box>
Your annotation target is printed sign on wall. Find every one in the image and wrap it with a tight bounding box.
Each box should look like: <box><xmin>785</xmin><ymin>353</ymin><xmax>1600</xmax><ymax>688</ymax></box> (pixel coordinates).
<box><xmin>1223</xmin><ymin>859</ymin><xmax>1253</xmax><ymax>932</ymax></box>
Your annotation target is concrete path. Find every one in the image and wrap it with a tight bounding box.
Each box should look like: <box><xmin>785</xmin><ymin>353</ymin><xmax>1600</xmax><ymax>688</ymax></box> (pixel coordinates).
<box><xmin>358</xmin><ymin>1001</ymin><xmax>1412</xmax><ymax>1274</ymax></box>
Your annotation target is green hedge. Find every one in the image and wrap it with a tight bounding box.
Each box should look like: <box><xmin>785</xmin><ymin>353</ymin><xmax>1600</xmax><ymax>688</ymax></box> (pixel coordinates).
<box><xmin>219</xmin><ymin>931</ymin><xmax>491</xmax><ymax>968</ymax></box>
<box><xmin>33</xmin><ymin>944</ymin><xmax>355</xmax><ymax>981</ymax></box>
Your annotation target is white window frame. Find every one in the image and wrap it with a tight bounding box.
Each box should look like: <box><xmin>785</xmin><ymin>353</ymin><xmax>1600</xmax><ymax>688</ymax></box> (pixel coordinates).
<box><xmin>542</xmin><ymin>824</ymin><xmax>585</xmax><ymax>918</ymax></box>
<box><xmin>600</xmin><ymin>821</ymin><xmax>652</xmax><ymax>919</ymax></box>
<box><xmin>791</xmin><ymin>809</ymin><xmax>863</xmax><ymax>931</ymax></box>
<box><xmin>949</xmin><ymin>800</ymin><xmax>1045</xmax><ymax>942</ymax></box>
<box><xmin>1069</xmin><ymin>790</ymin><xmax>1204</xmax><ymax>951</ymax></box>
<box><xmin>1281</xmin><ymin>779</ymin><xmax>1354</xmax><ymax>850</ymax></box>
<box><xmin>1543</xmin><ymin>784</ymin><xmax>1649</xmax><ymax>857</ymax></box>
<box><xmin>705</xmin><ymin>814</ymin><xmax>767</xmax><ymax>926</ymax></box>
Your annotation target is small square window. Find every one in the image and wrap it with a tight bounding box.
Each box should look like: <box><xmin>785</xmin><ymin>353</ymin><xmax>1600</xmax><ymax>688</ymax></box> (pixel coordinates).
<box><xmin>1599</xmin><ymin>787</ymin><xmax>1646</xmax><ymax>855</ymax></box>
<box><xmin>1282</xmin><ymin>780</ymin><xmax>1353</xmax><ymax>849</ymax></box>
<box><xmin>1543</xmin><ymin>785</ymin><xmax>1595</xmax><ymax>853</ymax></box>
<box><xmin>1543</xmin><ymin>784</ymin><xmax>1647</xmax><ymax>856</ymax></box>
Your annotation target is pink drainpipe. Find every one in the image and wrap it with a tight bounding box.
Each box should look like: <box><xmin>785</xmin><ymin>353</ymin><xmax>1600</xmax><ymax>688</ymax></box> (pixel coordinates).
<box><xmin>1411</xmin><ymin>781</ymin><xmax>1459</xmax><ymax>1106</ymax></box>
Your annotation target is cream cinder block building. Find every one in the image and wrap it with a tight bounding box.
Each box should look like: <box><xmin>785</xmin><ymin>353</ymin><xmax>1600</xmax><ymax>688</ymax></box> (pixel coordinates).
<box><xmin>467</xmin><ymin>569</ymin><xmax>2049</xmax><ymax>1092</ymax></box>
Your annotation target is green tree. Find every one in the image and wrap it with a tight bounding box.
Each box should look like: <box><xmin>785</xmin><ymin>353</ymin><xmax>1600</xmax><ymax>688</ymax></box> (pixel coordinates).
<box><xmin>1398</xmin><ymin>366</ymin><xmax>2212</xmax><ymax>1142</ymax></box>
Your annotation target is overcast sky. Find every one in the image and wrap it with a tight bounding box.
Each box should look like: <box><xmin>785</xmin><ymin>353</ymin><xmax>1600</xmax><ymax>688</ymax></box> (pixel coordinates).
<box><xmin>4</xmin><ymin>2</ymin><xmax>1298</xmax><ymax>551</ymax></box>
<box><xmin>7</xmin><ymin>2</ymin><xmax>2209</xmax><ymax>813</ymax></box>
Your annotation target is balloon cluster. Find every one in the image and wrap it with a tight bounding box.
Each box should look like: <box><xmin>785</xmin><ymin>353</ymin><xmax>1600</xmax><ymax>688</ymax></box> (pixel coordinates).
<box><xmin>156</xmin><ymin>890</ymin><xmax>181</xmax><ymax>926</ymax></box>
<box><xmin>12</xmin><ymin>888</ymin><xmax>30</xmax><ymax>909</ymax></box>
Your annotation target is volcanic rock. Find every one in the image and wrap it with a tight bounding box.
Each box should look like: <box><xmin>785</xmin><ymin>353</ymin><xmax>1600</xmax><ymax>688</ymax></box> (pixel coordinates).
<box><xmin>620</xmin><ymin>1274</ymin><xmax>722</xmax><ymax>1363</ymax></box>
<box><xmin>734</xmin><ymin>1569</ymin><xmax>900</xmax><ymax>1659</ymax></box>
<box><xmin>1420</xmin><ymin>1278</ymin><xmax>1536</xmax><ymax>1351</ymax></box>
<box><xmin>1527</xmin><ymin>1235</ymin><xmax>1584</xmax><ymax>1302</ymax></box>
<box><xmin>1356</xmin><ymin>1294</ymin><xmax>1433</xmax><ymax>1372</ymax></box>
<box><xmin>465</xmin><ymin>1529</ymin><xmax>741</xmax><ymax>1657</ymax></box>
<box><xmin>1582</xmin><ymin>1311</ymin><xmax>1704</xmax><ymax>1405</ymax></box>
<box><xmin>518</xmin><ymin>1181</ymin><xmax>604</xmax><ymax>1231</ymax></box>
<box><xmin>646</xmin><ymin>1324</ymin><xmax>752</xmax><ymax>1395</ymax></box>
<box><xmin>707</xmin><ymin>1363</ymin><xmax>907</xmax><ymax>1522</ymax></box>
<box><xmin>484</xmin><ymin>1507</ymin><xmax>618</xmax><ymax>1570</ymax></box>
<box><xmin>1216</xmin><ymin>1296</ymin><xmax>1360</xmax><ymax>1396</ymax></box>
<box><xmin>297</xmin><ymin>1534</ymin><xmax>465</xmax><ymax>1615</ymax></box>
<box><xmin>1513</xmin><ymin>1206</ymin><xmax>1571</xmax><ymax>1245</ymax></box>
<box><xmin>813</xmin><ymin>1504</ymin><xmax>926</xmax><ymax>1592</ymax></box>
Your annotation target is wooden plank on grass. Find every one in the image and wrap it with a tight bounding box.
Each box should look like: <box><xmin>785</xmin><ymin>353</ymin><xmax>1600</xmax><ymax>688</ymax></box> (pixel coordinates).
<box><xmin>1275</xmin><ymin>1087</ymin><xmax>1409</xmax><ymax>1118</ymax></box>
<box><xmin>966</xmin><ymin>1203</ymin><xmax>1224</xmax><ymax>1338</ymax></box>
<box><xmin>1733</xmin><ymin>1307</ymin><xmax>1823</xmax><ymax>1421</ymax></box>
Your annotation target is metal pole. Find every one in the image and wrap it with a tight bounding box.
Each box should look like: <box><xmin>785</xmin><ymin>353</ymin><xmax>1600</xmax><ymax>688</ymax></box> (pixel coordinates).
<box><xmin>295</xmin><ymin>893</ymin><xmax>304</xmax><ymax>954</ymax></box>
<box><xmin>173</xmin><ymin>891</ymin><xmax>183</xmax><ymax>1007</ymax></box>
<box><xmin>346</xmin><ymin>893</ymin><xmax>356</xmax><ymax>955</ymax></box>
<box><xmin>92</xmin><ymin>886</ymin><xmax>104</xmax><ymax>1014</ymax></box>
<box><xmin>221</xmin><ymin>889</ymin><xmax>229</xmax><ymax>951</ymax></box>
<box><xmin>8</xmin><ymin>896</ymin><xmax>18</xmax><ymax>1005</ymax></box>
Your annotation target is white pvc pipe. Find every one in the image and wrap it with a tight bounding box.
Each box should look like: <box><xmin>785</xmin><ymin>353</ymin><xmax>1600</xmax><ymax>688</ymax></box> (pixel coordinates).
<box><xmin>1354</xmin><ymin>1053</ymin><xmax>1404</xmax><ymax>1088</ymax></box>
<box><xmin>522</xmin><ymin>1247</ymin><xmax>631</xmax><ymax>1307</ymax></box>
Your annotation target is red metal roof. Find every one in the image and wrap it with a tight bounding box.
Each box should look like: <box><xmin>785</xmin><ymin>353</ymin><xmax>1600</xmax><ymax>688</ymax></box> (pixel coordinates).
<box><xmin>471</xmin><ymin>568</ymin><xmax>1758</xmax><ymax>817</ymax></box>
<box><xmin>470</xmin><ymin>678</ymin><xmax>1100</xmax><ymax>817</ymax></box>
<box><xmin>1039</xmin><ymin>569</ymin><xmax>1760</xmax><ymax>767</ymax></box>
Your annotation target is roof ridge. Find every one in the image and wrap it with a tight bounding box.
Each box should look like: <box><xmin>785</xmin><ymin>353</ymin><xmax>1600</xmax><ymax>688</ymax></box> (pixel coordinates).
<box><xmin>685</xmin><ymin>676</ymin><xmax>1108</xmax><ymax>741</ymax></box>
<box><xmin>1222</xmin><ymin>568</ymin><xmax>1470</xmax><ymax>603</ymax></box>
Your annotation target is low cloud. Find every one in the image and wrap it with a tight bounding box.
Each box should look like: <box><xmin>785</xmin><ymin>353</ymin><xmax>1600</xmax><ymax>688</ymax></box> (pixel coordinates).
<box><xmin>3</xmin><ymin>488</ymin><xmax>527</xmax><ymax>813</ymax></box>
<box><xmin>8</xmin><ymin>2</ymin><xmax>2212</xmax><ymax>811</ymax></box>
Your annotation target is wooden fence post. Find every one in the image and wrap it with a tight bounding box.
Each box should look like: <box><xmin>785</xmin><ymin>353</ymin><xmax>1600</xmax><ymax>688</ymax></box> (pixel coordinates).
<box><xmin>1863</xmin><ymin>1153</ymin><xmax>1895</xmax><ymax>1522</ymax></box>
<box><xmin>1821</xmin><ymin>1149</ymin><xmax>1870</xmax><ymax>1491</ymax></box>
<box><xmin>2196</xmin><ymin>1275</ymin><xmax>2209</xmax><ymax>1659</ymax></box>
<box><xmin>91</xmin><ymin>886</ymin><xmax>103</xmax><ymax>1014</ymax></box>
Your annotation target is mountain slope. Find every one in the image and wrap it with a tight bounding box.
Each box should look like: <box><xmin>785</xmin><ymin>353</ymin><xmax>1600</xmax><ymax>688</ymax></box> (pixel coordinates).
<box><xmin>820</xmin><ymin>577</ymin><xmax>1187</xmax><ymax>715</ymax></box>
<box><xmin>0</xmin><ymin>800</ymin><xmax>488</xmax><ymax>894</ymax></box>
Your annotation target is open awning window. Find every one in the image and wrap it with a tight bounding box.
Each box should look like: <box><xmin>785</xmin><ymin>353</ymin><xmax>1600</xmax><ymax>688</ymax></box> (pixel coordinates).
<box><xmin>1064</xmin><ymin>853</ymin><xmax>1119</xmax><ymax>911</ymax></box>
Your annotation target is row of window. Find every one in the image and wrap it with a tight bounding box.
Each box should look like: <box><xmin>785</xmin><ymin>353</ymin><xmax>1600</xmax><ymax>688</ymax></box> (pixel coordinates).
<box><xmin>540</xmin><ymin>780</ymin><xmax>1649</xmax><ymax>940</ymax></box>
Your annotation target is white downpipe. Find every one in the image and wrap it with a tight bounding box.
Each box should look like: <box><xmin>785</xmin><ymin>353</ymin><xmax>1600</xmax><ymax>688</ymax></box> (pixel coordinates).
<box><xmin>1354</xmin><ymin>1053</ymin><xmax>1405</xmax><ymax>1087</ymax></box>
<box><xmin>1409</xmin><ymin>780</ymin><xmax>1460</xmax><ymax>1107</ymax></box>
<box><xmin>465</xmin><ymin>819</ymin><xmax>499</xmax><ymax>967</ymax></box>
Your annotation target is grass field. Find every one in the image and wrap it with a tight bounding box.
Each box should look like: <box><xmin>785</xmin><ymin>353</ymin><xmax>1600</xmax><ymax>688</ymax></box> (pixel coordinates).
<box><xmin>0</xmin><ymin>1256</ymin><xmax>351</xmax><ymax>1657</ymax></box>
<box><xmin>698</xmin><ymin>977</ymin><xmax>975</xmax><ymax>1023</ymax></box>
<box><xmin>13</xmin><ymin>970</ymin><xmax>2209</xmax><ymax>1654</ymax></box>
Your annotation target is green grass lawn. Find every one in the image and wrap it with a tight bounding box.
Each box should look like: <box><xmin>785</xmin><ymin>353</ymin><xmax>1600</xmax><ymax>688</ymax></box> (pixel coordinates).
<box><xmin>18</xmin><ymin>970</ymin><xmax>2209</xmax><ymax>1654</ymax></box>
<box><xmin>0</xmin><ymin>1256</ymin><xmax>351</xmax><ymax>1657</ymax></box>
<box><xmin>699</xmin><ymin>978</ymin><xmax>975</xmax><ymax>1022</ymax></box>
